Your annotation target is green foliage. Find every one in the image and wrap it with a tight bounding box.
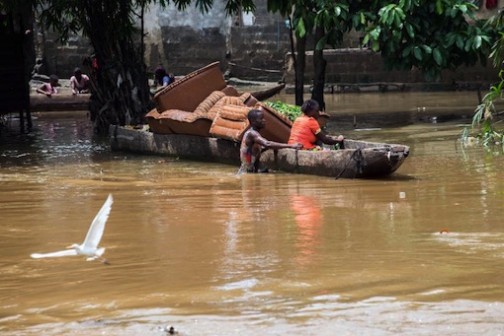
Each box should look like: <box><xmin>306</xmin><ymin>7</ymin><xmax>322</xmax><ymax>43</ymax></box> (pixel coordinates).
<box><xmin>361</xmin><ymin>0</ymin><xmax>494</xmax><ymax>80</ymax></box>
<box><xmin>470</xmin><ymin>70</ymin><xmax>504</xmax><ymax>147</ymax></box>
<box><xmin>468</xmin><ymin>10</ymin><xmax>504</xmax><ymax>148</ymax></box>
<box><xmin>264</xmin><ymin>101</ymin><xmax>302</xmax><ymax>121</ymax></box>
<box><xmin>266</xmin><ymin>0</ymin><xmax>496</xmax><ymax>109</ymax></box>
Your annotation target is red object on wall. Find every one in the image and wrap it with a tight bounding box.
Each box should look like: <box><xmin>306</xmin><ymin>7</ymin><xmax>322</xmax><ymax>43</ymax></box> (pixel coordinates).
<box><xmin>486</xmin><ymin>0</ymin><xmax>498</xmax><ymax>9</ymax></box>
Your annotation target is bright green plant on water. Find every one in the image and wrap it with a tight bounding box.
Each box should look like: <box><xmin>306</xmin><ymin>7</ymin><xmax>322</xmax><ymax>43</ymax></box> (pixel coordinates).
<box><xmin>265</xmin><ymin>101</ymin><xmax>302</xmax><ymax>122</ymax></box>
<box><xmin>470</xmin><ymin>70</ymin><xmax>504</xmax><ymax>147</ymax></box>
<box><xmin>468</xmin><ymin>11</ymin><xmax>504</xmax><ymax>148</ymax></box>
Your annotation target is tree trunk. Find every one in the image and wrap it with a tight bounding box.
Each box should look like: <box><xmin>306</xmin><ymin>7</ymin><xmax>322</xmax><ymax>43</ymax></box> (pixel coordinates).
<box><xmin>311</xmin><ymin>26</ymin><xmax>326</xmax><ymax>111</ymax></box>
<box><xmin>82</xmin><ymin>1</ymin><xmax>151</xmax><ymax>134</ymax></box>
<box><xmin>295</xmin><ymin>34</ymin><xmax>306</xmax><ymax>106</ymax></box>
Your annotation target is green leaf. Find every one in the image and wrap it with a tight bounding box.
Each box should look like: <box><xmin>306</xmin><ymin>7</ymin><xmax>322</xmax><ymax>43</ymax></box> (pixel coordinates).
<box><xmin>456</xmin><ymin>36</ymin><xmax>464</xmax><ymax>49</ymax></box>
<box><xmin>422</xmin><ymin>45</ymin><xmax>432</xmax><ymax>54</ymax></box>
<box><xmin>297</xmin><ymin>18</ymin><xmax>306</xmax><ymax>38</ymax></box>
<box><xmin>370</xmin><ymin>26</ymin><xmax>381</xmax><ymax>40</ymax></box>
<box><xmin>380</xmin><ymin>8</ymin><xmax>389</xmax><ymax>25</ymax></box>
<box><xmin>378</xmin><ymin>6</ymin><xmax>387</xmax><ymax>17</ymax></box>
<box><xmin>413</xmin><ymin>46</ymin><xmax>422</xmax><ymax>60</ymax></box>
<box><xmin>433</xmin><ymin>48</ymin><xmax>443</xmax><ymax>65</ymax></box>
<box><xmin>396</xmin><ymin>8</ymin><xmax>406</xmax><ymax>20</ymax></box>
<box><xmin>315</xmin><ymin>35</ymin><xmax>327</xmax><ymax>50</ymax></box>
<box><xmin>352</xmin><ymin>14</ymin><xmax>359</xmax><ymax>28</ymax></box>
<box><xmin>445</xmin><ymin>33</ymin><xmax>455</xmax><ymax>47</ymax></box>
<box><xmin>405</xmin><ymin>23</ymin><xmax>414</xmax><ymax>38</ymax></box>
<box><xmin>474</xmin><ymin>35</ymin><xmax>482</xmax><ymax>49</ymax></box>
<box><xmin>402</xmin><ymin>45</ymin><xmax>413</xmax><ymax>57</ymax></box>
<box><xmin>394</xmin><ymin>11</ymin><xmax>402</xmax><ymax>28</ymax></box>
<box><xmin>464</xmin><ymin>38</ymin><xmax>472</xmax><ymax>52</ymax></box>
<box><xmin>372</xmin><ymin>40</ymin><xmax>380</xmax><ymax>52</ymax></box>
<box><xmin>362</xmin><ymin>34</ymin><xmax>370</xmax><ymax>46</ymax></box>
<box><xmin>387</xmin><ymin>11</ymin><xmax>395</xmax><ymax>26</ymax></box>
<box><xmin>436</xmin><ymin>0</ymin><xmax>443</xmax><ymax>15</ymax></box>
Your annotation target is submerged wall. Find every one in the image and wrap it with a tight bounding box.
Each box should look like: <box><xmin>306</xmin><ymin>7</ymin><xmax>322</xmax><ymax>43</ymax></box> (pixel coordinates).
<box><xmin>286</xmin><ymin>48</ymin><xmax>499</xmax><ymax>92</ymax></box>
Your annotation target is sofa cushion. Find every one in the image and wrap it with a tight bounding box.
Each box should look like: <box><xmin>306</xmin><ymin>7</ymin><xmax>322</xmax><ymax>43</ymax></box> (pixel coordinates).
<box><xmin>207</xmin><ymin>95</ymin><xmax>247</xmax><ymax>120</ymax></box>
<box><xmin>194</xmin><ymin>91</ymin><xmax>226</xmax><ymax>115</ymax></box>
<box><xmin>209</xmin><ymin>104</ymin><xmax>250</xmax><ymax>142</ymax></box>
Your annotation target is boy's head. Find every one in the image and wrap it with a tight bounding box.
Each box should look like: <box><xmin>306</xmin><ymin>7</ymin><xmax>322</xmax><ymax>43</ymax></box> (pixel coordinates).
<box><xmin>301</xmin><ymin>99</ymin><xmax>320</xmax><ymax>118</ymax></box>
<box><xmin>247</xmin><ymin>109</ymin><xmax>265</xmax><ymax>129</ymax></box>
<box><xmin>49</xmin><ymin>74</ymin><xmax>59</xmax><ymax>85</ymax></box>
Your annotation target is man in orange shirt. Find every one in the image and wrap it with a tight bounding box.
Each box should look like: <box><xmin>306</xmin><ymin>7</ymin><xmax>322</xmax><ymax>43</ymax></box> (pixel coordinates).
<box><xmin>288</xmin><ymin>99</ymin><xmax>344</xmax><ymax>150</ymax></box>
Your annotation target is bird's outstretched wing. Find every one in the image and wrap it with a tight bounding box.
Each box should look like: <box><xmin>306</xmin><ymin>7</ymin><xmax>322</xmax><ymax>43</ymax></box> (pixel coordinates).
<box><xmin>31</xmin><ymin>249</ymin><xmax>78</xmax><ymax>259</ymax></box>
<box><xmin>82</xmin><ymin>194</ymin><xmax>113</xmax><ymax>249</ymax></box>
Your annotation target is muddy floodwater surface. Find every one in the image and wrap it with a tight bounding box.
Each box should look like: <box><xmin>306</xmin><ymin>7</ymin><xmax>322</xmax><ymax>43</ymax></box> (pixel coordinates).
<box><xmin>0</xmin><ymin>91</ymin><xmax>503</xmax><ymax>335</ymax></box>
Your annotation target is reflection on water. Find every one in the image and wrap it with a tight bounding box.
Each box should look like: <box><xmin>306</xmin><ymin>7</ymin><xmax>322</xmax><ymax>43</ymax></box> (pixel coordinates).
<box><xmin>1</xmin><ymin>94</ymin><xmax>504</xmax><ymax>335</ymax></box>
<box><xmin>290</xmin><ymin>194</ymin><xmax>322</xmax><ymax>266</ymax></box>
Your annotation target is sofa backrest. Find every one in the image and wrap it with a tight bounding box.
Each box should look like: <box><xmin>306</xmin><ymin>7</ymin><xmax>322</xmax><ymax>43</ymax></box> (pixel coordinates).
<box><xmin>153</xmin><ymin>62</ymin><xmax>227</xmax><ymax>113</ymax></box>
<box><xmin>257</xmin><ymin>103</ymin><xmax>293</xmax><ymax>143</ymax></box>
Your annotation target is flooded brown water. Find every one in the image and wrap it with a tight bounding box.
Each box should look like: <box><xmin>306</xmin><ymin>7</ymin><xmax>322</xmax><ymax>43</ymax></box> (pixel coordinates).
<box><xmin>1</xmin><ymin>92</ymin><xmax>504</xmax><ymax>335</ymax></box>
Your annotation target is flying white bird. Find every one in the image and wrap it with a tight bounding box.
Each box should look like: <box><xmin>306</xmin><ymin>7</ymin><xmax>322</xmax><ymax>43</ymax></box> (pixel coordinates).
<box><xmin>31</xmin><ymin>194</ymin><xmax>113</xmax><ymax>263</ymax></box>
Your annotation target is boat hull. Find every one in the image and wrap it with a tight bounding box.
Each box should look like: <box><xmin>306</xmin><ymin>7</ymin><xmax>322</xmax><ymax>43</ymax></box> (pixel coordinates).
<box><xmin>110</xmin><ymin>126</ymin><xmax>409</xmax><ymax>178</ymax></box>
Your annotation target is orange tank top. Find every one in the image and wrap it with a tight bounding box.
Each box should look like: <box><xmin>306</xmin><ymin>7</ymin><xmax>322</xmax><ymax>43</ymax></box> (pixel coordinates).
<box><xmin>288</xmin><ymin>115</ymin><xmax>321</xmax><ymax>150</ymax></box>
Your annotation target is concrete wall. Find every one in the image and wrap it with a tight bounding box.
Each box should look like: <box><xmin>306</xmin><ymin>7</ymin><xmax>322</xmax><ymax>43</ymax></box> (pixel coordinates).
<box><xmin>143</xmin><ymin>1</ymin><xmax>290</xmax><ymax>81</ymax></box>
<box><xmin>143</xmin><ymin>2</ymin><xmax>231</xmax><ymax>75</ymax></box>
<box><xmin>286</xmin><ymin>48</ymin><xmax>499</xmax><ymax>91</ymax></box>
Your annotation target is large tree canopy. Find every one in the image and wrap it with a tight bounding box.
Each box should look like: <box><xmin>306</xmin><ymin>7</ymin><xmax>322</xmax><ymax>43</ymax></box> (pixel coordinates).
<box><xmin>268</xmin><ymin>0</ymin><xmax>494</xmax><ymax>109</ymax></box>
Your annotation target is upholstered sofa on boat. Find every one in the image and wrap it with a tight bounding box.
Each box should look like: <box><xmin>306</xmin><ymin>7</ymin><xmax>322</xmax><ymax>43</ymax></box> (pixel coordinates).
<box><xmin>145</xmin><ymin>61</ymin><xmax>293</xmax><ymax>142</ymax></box>
<box><xmin>146</xmin><ymin>62</ymin><xmax>243</xmax><ymax>137</ymax></box>
<box><xmin>146</xmin><ymin>91</ymin><xmax>253</xmax><ymax>138</ymax></box>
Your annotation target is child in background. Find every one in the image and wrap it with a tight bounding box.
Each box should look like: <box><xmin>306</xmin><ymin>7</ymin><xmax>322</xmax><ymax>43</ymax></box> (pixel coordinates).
<box><xmin>36</xmin><ymin>74</ymin><xmax>59</xmax><ymax>97</ymax></box>
<box><xmin>70</xmin><ymin>67</ymin><xmax>90</xmax><ymax>95</ymax></box>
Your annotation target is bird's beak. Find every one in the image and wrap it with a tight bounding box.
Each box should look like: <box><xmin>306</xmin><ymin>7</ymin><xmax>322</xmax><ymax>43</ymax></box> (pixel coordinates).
<box><xmin>66</xmin><ymin>245</ymin><xmax>73</xmax><ymax>249</ymax></box>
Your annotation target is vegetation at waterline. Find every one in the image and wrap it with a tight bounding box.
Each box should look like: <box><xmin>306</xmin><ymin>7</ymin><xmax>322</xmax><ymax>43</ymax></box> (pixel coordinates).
<box><xmin>465</xmin><ymin>10</ymin><xmax>504</xmax><ymax>148</ymax></box>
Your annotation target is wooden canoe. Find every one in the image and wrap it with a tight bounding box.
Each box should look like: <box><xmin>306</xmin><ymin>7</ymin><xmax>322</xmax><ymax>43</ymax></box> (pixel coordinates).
<box><xmin>250</xmin><ymin>83</ymin><xmax>285</xmax><ymax>101</ymax></box>
<box><xmin>110</xmin><ymin>125</ymin><xmax>409</xmax><ymax>178</ymax></box>
<box><xmin>30</xmin><ymin>93</ymin><xmax>90</xmax><ymax>111</ymax></box>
